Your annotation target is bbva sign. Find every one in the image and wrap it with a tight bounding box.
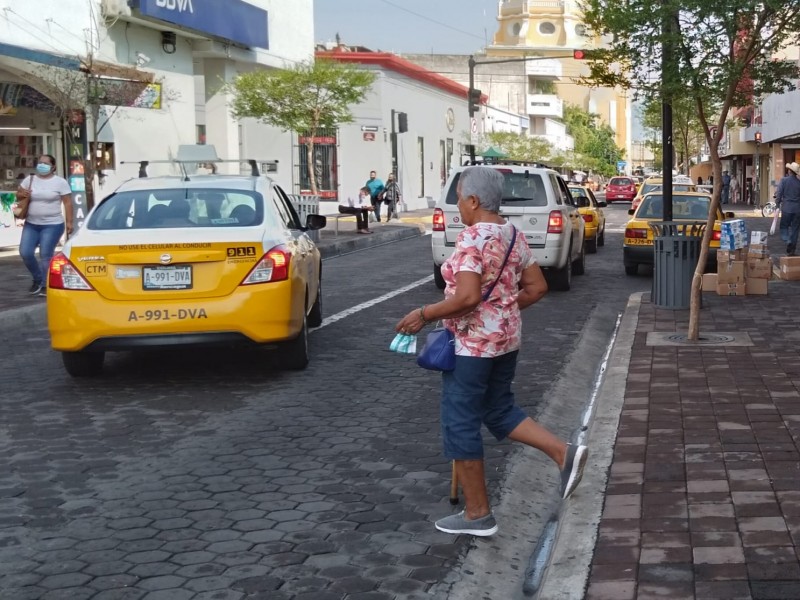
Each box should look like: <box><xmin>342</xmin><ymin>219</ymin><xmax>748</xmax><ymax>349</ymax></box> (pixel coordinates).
<box><xmin>155</xmin><ymin>0</ymin><xmax>194</xmax><ymax>13</ymax></box>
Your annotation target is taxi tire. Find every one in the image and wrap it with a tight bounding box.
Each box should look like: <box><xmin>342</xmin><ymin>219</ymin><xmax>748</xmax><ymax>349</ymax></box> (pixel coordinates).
<box><xmin>586</xmin><ymin>234</ymin><xmax>598</xmax><ymax>254</ymax></box>
<box><xmin>625</xmin><ymin>264</ymin><xmax>638</xmax><ymax>276</ymax></box>
<box><xmin>282</xmin><ymin>315</ymin><xmax>309</xmax><ymax>370</ymax></box>
<box><xmin>434</xmin><ymin>263</ymin><xmax>446</xmax><ymax>290</ymax></box>
<box><xmin>598</xmin><ymin>227</ymin><xmax>605</xmax><ymax>247</ymax></box>
<box><xmin>62</xmin><ymin>351</ymin><xmax>104</xmax><ymax>377</ymax></box>
<box><xmin>308</xmin><ymin>280</ymin><xmax>322</xmax><ymax>328</ymax></box>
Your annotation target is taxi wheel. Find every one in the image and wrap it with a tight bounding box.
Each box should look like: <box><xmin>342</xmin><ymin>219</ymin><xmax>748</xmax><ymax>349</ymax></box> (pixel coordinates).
<box><xmin>625</xmin><ymin>264</ymin><xmax>638</xmax><ymax>276</ymax></box>
<box><xmin>62</xmin><ymin>351</ymin><xmax>104</xmax><ymax>377</ymax></box>
<box><xmin>586</xmin><ymin>234</ymin><xmax>598</xmax><ymax>254</ymax></box>
<box><xmin>598</xmin><ymin>227</ymin><xmax>605</xmax><ymax>247</ymax></box>
<box><xmin>433</xmin><ymin>264</ymin><xmax>446</xmax><ymax>290</ymax></box>
<box><xmin>282</xmin><ymin>315</ymin><xmax>309</xmax><ymax>370</ymax></box>
<box><xmin>308</xmin><ymin>281</ymin><xmax>323</xmax><ymax>328</ymax></box>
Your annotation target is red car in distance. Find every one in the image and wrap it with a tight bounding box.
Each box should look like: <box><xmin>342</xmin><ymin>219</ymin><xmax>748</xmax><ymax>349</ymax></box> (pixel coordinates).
<box><xmin>605</xmin><ymin>176</ymin><xmax>637</xmax><ymax>203</ymax></box>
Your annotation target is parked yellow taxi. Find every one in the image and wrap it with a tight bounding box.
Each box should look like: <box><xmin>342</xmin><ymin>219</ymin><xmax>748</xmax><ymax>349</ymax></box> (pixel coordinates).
<box><xmin>47</xmin><ymin>157</ymin><xmax>326</xmax><ymax>377</ymax></box>
<box><xmin>623</xmin><ymin>192</ymin><xmax>734</xmax><ymax>276</ymax></box>
<box><xmin>568</xmin><ymin>185</ymin><xmax>607</xmax><ymax>253</ymax></box>
<box><xmin>631</xmin><ymin>175</ymin><xmax>696</xmax><ymax>213</ymax></box>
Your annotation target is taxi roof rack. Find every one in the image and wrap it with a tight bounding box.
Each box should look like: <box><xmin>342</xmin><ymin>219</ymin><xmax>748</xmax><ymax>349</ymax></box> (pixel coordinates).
<box><xmin>120</xmin><ymin>145</ymin><xmax>276</xmax><ymax>181</ymax></box>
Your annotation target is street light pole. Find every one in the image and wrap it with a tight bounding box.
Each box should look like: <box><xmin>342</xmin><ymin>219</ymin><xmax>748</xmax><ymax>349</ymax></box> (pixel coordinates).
<box><xmin>661</xmin><ymin>2</ymin><xmax>676</xmax><ymax>222</ymax></box>
<box><xmin>468</xmin><ymin>55</ymin><xmax>477</xmax><ymax>163</ymax></box>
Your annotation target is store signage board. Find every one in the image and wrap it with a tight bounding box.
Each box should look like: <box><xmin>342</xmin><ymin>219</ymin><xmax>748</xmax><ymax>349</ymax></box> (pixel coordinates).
<box><xmin>89</xmin><ymin>79</ymin><xmax>163</xmax><ymax>110</ymax></box>
<box><xmin>133</xmin><ymin>0</ymin><xmax>269</xmax><ymax>49</ymax></box>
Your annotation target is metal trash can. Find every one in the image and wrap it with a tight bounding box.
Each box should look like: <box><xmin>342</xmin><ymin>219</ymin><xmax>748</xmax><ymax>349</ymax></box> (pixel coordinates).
<box><xmin>649</xmin><ymin>221</ymin><xmax>706</xmax><ymax>310</ymax></box>
<box><xmin>288</xmin><ymin>194</ymin><xmax>321</xmax><ymax>243</ymax></box>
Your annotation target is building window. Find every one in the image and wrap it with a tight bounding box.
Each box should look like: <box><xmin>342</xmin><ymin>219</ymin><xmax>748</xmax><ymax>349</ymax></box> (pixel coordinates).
<box><xmin>575</xmin><ymin>24</ymin><xmax>587</xmax><ymax>37</ymax></box>
<box><xmin>512</xmin><ymin>22</ymin><xmax>521</xmax><ymax>36</ymax></box>
<box><xmin>539</xmin><ymin>22</ymin><xmax>556</xmax><ymax>35</ymax></box>
<box><xmin>418</xmin><ymin>137</ymin><xmax>425</xmax><ymax>197</ymax></box>
<box><xmin>196</xmin><ymin>125</ymin><xmax>206</xmax><ymax>145</ymax></box>
<box><xmin>91</xmin><ymin>142</ymin><xmax>116</xmax><ymax>171</ymax></box>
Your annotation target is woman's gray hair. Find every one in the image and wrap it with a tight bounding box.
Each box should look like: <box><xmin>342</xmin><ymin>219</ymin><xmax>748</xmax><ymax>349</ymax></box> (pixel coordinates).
<box><xmin>459</xmin><ymin>167</ymin><xmax>503</xmax><ymax>212</ymax></box>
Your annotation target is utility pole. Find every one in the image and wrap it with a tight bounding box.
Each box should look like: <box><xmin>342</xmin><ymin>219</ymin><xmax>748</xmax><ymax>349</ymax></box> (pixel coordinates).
<box><xmin>661</xmin><ymin>1</ymin><xmax>675</xmax><ymax>222</ymax></box>
<box><xmin>468</xmin><ymin>56</ymin><xmax>477</xmax><ymax>164</ymax></box>
<box><xmin>391</xmin><ymin>109</ymin><xmax>398</xmax><ymax>178</ymax></box>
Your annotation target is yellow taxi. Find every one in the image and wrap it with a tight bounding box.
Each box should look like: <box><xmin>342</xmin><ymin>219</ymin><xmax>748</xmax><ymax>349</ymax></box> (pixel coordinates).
<box><xmin>623</xmin><ymin>191</ymin><xmax>735</xmax><ymax>276</ymax></box>
<box><xmin>568</xmin><ymin>185</ymin><xmax>607</xmax><ymax>253</ymax></box>
<box><xmin>631</xmin><ymin>175</ymin><xmax>695</xmax><ymax>213</ymax></box>
<box><xmin>47</xmin><ymin>152</ymin><xmax>326</xmax><ymax>377</ymax></box>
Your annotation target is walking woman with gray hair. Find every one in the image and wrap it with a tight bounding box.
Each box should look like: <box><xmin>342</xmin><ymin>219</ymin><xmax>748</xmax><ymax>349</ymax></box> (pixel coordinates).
<box><xmin>396</xmin><ymin>166</ymin><xmax>587</xmax><ymax>536</ymax></box>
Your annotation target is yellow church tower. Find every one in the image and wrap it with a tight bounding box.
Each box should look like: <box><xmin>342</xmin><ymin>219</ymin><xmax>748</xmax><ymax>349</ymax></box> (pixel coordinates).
<box><xmin>488</xmin><ymin>0</ymin><xmax>632</xmax><ymax>170</ymax></box>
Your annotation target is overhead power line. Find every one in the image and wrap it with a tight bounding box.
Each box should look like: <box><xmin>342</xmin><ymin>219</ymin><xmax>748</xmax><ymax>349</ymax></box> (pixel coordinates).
<box><xmin>375</xmin><ymin>0</ymin><xmax>485</xmax><ymax>41</ymax></box>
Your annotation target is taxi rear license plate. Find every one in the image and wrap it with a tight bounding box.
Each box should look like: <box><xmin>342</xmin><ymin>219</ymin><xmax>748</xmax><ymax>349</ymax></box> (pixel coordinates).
<box><xmin>143</xmin><ymin>266</ymin><xmax>192</xmax><ymax>290</ymax></box>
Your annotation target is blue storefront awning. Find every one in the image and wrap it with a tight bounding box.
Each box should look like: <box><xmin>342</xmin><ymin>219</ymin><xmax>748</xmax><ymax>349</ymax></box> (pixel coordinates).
<box><xmin>0</xmin><ymin>42</ymin><xmax>82</xmax><ymax>71</ymax></box>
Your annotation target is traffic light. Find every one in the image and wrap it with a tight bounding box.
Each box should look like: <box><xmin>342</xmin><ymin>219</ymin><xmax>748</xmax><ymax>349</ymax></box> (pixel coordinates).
<box><xmin>397</xmin><ymin>112</ymin><xmax>408</xmax><ymax>133</ymax></box>
<box><xmin>468</xmin><ymin>88</ymin><xmax>482</xmax><ymax>116</ymax></box>
<box><xmin>573</xmin><ymin>49</ymin><xmax>597</xmax><ymax>60</ymax></box>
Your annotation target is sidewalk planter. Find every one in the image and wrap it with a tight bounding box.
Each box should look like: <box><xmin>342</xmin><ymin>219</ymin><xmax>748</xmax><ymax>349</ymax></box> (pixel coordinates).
<box><xmin>649</xmin><ymin>221</ymin><xmax>706</xmax><ymax>310</ymax></box>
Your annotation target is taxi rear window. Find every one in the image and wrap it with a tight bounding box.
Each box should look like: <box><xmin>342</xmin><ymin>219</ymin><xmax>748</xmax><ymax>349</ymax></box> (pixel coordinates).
<box><xmin>445</xmin><ymin>171</ymin><xmax>548</xmax><ymax>207</ymax></box>
<box><xmin>638</xmin><ymin>195</ymin><xmax>711</xmax><ymax>219</ymax></box>
<box><xmin>88</xmin><ymin>189</ymin><xmax>265</xmax><ymax>230</ymax></box>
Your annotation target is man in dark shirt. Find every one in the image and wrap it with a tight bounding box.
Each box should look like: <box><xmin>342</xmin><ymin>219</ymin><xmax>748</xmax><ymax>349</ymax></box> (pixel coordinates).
<box><xmin>776</xmin><ymin>162</ymin><xmax>800</xmax><ymax>255</ymax></box>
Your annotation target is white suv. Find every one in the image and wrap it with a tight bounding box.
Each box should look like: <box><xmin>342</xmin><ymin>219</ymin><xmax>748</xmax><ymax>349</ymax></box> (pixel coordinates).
<box><xmin>431</xmin><ymin>164</ymin><xmax>586</xmax><ymax>291</ymax></box>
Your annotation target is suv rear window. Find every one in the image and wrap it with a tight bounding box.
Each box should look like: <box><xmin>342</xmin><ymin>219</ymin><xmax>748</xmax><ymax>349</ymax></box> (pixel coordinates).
<box><xmin>445</xmin><ymin>170</ymin><xmax>548</xmax><ymax>207</ymax></box>
<box><xmin>89</xmin><ymin>189</ymin><xmax>265</xmax><ymax>230</ymax></box>
<box><xmin>610</xmin><ymin>178</ymin><xmax>632</xmax><ymax>186</ymax></box>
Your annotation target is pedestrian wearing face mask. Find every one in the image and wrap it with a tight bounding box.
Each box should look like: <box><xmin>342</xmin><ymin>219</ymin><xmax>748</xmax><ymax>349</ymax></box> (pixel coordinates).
<box><xmin>17</xmin><ymin>155</ymin><xmax>73</xmax><ymax>296</ymax></box>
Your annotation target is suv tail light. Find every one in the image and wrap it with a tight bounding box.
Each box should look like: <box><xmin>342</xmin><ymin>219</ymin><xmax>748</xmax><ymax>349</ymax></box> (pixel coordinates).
<box><xmin>48</xmin><ymin>253</ymin><xmax>93</xmax><ymax>290</ymax></box>
<box><xmin>433</xmin><ymin>208</ymin><xmax>445</xmax><ymax>232</ymax></box>
<box><xmin>625</xmin><ymin>227</ymin><xmax>648</xmax><ymax>239</ymax></box>
<box><xmin>547</xmin><ymin>211</ymin><xmax>563</xmax><ymax>234</ymax></box>
<box><xmin>241</xmin><ymin>246</ymin><xmax>291</xmax><ymax>285</ymax></box>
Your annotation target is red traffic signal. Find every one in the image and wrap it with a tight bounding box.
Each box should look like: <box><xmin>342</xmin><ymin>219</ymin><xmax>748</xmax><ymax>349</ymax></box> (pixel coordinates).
<box><xmin>573</xmin><ymin>49</ymin><xmax>587</xmax><ymax>59</ymax></box>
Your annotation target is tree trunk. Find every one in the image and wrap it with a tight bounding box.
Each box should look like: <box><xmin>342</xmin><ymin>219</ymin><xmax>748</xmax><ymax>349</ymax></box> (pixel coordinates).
<box><xmin>688</xmin><ymin>143</ymin><xmax>723</xmax><ymax>340</ymax></box>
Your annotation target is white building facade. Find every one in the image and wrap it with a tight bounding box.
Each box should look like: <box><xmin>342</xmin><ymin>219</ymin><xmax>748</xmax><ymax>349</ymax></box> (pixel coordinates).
<box><xmin>0</xmin><ymin>0</ymin><xmax>313</xmax><ymax>244</ymax></box>
<box><xmin>316</xmin><ymin>51</ymin><xmax>477</xmax><ymax>213</ymax></box>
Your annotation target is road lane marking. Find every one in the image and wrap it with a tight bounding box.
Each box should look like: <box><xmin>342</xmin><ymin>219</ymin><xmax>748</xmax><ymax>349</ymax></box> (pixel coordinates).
<box><xmin>312</xmin><ymin>275</ymin><xmax>434</xmax><ymax>331</ymax></box>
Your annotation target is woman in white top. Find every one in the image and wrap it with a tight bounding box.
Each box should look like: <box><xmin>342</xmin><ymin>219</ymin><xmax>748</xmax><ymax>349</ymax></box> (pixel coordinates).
<box><xmin>17</xmin><ymin>154</ymin><xmax>74</xmax><ymax>295</ymax></box>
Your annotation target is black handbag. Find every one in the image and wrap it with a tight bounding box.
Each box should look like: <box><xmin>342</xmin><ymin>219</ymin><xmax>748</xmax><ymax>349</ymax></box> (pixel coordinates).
<box><xmin>417</xmin><ymin>226</ymin><xmax>517</xmax><ymax>372</ymax></box>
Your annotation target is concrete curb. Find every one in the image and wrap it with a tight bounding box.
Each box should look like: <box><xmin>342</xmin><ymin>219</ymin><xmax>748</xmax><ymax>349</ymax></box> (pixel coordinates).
<box><xmin>535</xmin><ymin>292</ymin><xmax>643</xmax><ymax>599</ymax></box>
<box><xmin>319</xmin><ymin>224</ymin><xmax>425</xmax><ymax>259</ymax></box>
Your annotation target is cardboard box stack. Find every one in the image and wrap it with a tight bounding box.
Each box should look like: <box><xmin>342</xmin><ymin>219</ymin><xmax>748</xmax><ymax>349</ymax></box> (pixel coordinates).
<box><xmin>745</xmin><ymin>231</ymin><xmax>771</xmax><ymax>295</ymax></box>
<box><xmin>716</xmin><ymin>220</ymin><xmax>748</xmax><ymax>296</ymax></box>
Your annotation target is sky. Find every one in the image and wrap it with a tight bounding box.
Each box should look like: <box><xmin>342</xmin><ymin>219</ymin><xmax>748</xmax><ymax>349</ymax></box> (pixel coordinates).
<box><xmin>313</xmin><ymin>0</ymin><xmax>499</xmax><ymax>55</ymax></box>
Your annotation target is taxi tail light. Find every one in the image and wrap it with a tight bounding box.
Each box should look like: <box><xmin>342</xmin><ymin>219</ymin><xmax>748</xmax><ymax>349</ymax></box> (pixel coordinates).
<box><xmin>241</xmin><ymin>246</ymin><xmax>291</xmax><ymax>285</ymax></box>
<box><xmin>432</xmin><ymin>208</ymin><xmax>445</xmax><ymax>232</ymax></box>
<box><xmin>48</xmin><ymin>253</ymin><xmax>93</xmax><ymax>291</ymax></box>
<box><xmin>582</xmin><ymin>214</ymin><xmax>594</xmax><ymax>223</ymax></box>
<box><xmin>712</xmin><ymin>230</ymin><xmax>721</xmax><ymax>241</ymax></box>
<box><xmin>625</xmin><ymin>227</ymin><xmax>648</xmax><ymax>239</ymax></box>
<box><xmin>547</xmin><ymin>211</ymin><xmax>563</xmax><ymax>234</ymax></box>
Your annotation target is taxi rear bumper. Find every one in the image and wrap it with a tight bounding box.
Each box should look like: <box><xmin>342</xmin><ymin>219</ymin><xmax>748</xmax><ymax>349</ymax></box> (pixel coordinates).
<box><xmin>624</xmin><ymin>244</ymin><xmax>718</xmax><ymax>268</ymax></box>
<box><xmin>48</xmin><ymin>280</ymin><xmax>304</xmax><ymax>352</ymax></box>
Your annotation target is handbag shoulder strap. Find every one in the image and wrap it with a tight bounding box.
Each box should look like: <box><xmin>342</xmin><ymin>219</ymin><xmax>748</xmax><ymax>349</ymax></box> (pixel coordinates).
<box><xmin>482</xmin><ymin>225</ymin><xmax>517</xmax><ymax>302</ymax></box>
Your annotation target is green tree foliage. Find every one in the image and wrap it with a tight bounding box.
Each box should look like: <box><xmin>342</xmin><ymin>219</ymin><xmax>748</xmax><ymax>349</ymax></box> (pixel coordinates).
<box><xmin>580</xmin><ymin>0</ymin><xmax>800</xmax><ymax>338</ymax></box>
<box><xmin>640</xmin><ymin>96</ymin><xmax>704</xmax><ymax>174</ymax></box>
<box><xmin>562</xmin><ymin>104</ymin><xmax>624</xmax><ymax>177</ymax></box>
<box><xmin>482</xmin><ymin>132</ymin><xmax>554</xmax><ymax>163</ymax></box>
<box><xmin>229</xmin><ymin>60</ymin><xmax>375</xmax><ymax>193</ymax></box>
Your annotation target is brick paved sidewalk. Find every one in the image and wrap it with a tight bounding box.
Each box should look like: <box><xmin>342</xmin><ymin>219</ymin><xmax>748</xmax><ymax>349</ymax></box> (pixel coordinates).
<box><xmin>585</xmin><ymin>282</ymin><xmax>800</xmax><ymax>600</ymax></box>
